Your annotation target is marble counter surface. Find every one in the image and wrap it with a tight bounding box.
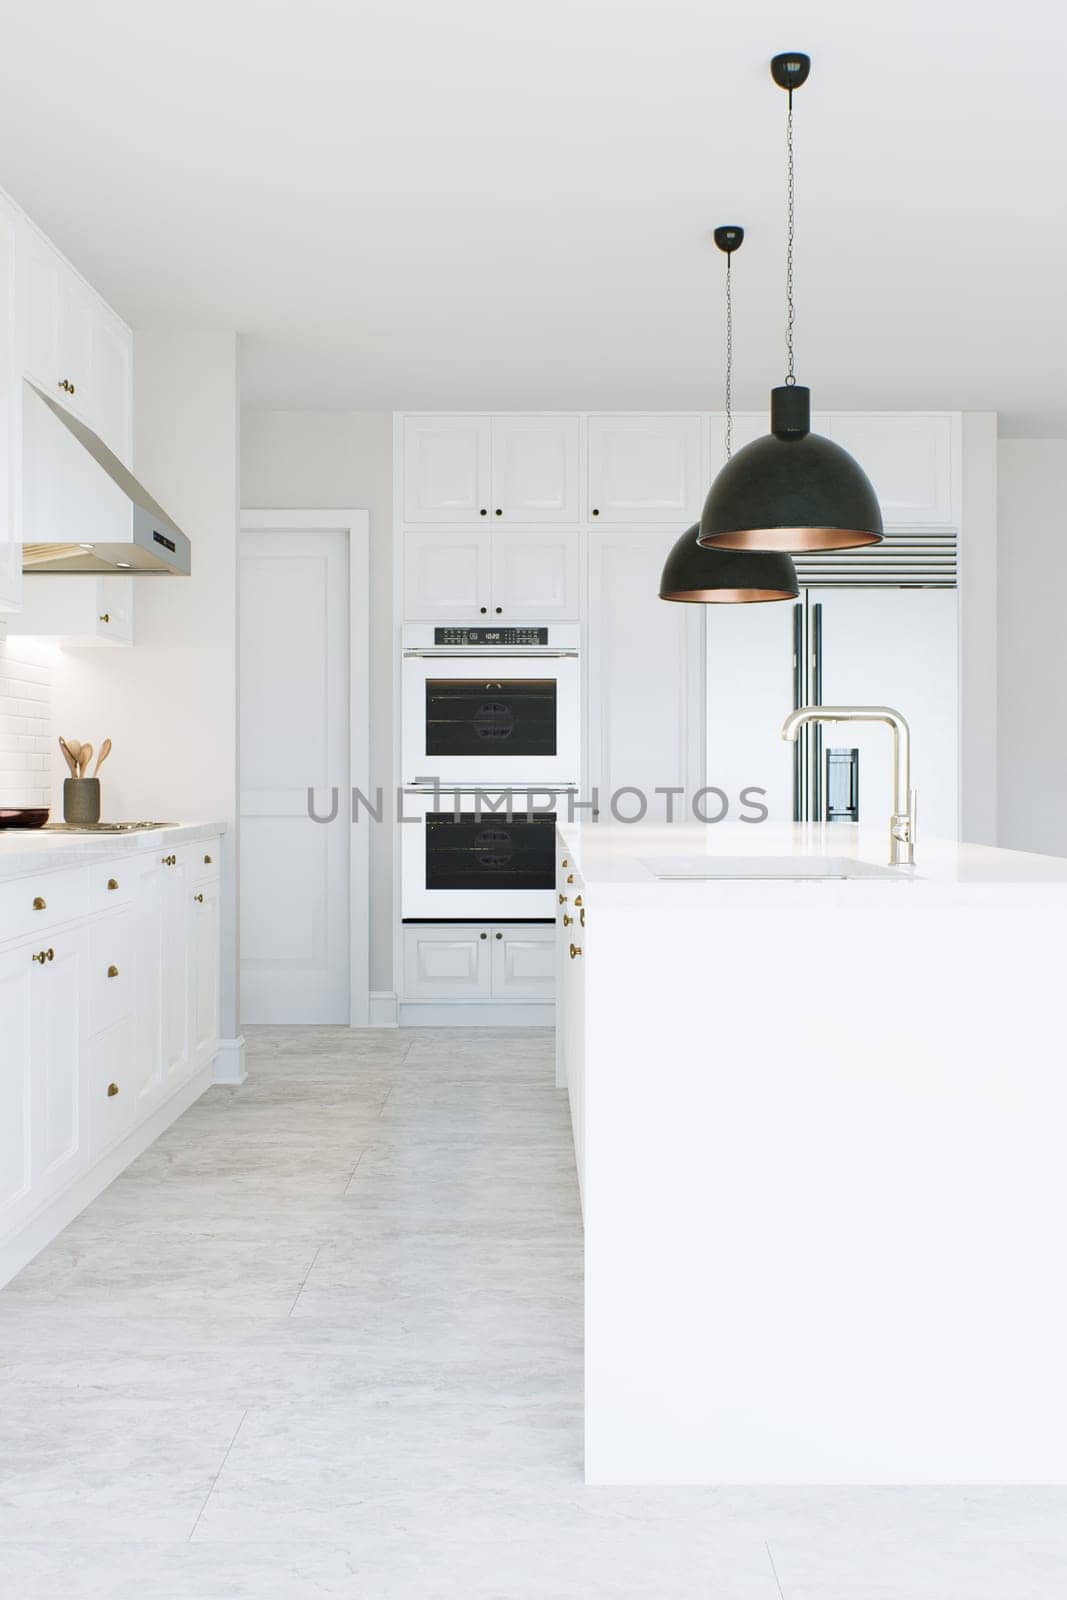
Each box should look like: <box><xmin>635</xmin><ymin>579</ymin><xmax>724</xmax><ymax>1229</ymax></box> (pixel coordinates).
<box><xmin>0</xmin><ymin>821</ymin><xmax>226</xmax><ymax>879</ymax></box>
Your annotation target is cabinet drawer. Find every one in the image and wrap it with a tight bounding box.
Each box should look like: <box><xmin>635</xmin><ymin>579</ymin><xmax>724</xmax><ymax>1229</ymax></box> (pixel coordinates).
<box><xmin>89</xmin><ymin>1015</ymin><xmax>137</xmax><ymax>1159</ymax></box>
<box><xmin>0</xmin><ymin>866</ymin><xmax>87</xmax><ymax>944</ymax></box>
<box><xmin>88</xmin><ymin>910</ymin><xmax>136</xmax><ymax>1034</ymax></box>
<box><xmin>192</xmin><ymin>841</ymin><xmax>221</xmax><ymax>883</ymax></box>
<box><xmin>87</xmin><ymin>859</ymin><xmax>135</xmax><ymax>914</ymax></box>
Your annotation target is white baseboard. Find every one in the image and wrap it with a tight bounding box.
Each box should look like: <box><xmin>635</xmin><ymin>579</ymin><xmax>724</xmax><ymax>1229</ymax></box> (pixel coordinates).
<box><xmin>213</xmin><ymin>1035</ymin><xmax>247</xmax><ymax>1084</ymax></box>
<box><xmin>0</xmin><ymin>1063</ymin><xmax>213</xmax><ymax>1289</ymax></box>
<box><xmin>368</xmin><ymin>990</ymin><xmax>399</xmax><ymax>1027</ymax></box>
<box><xmin>398</xmin><ymin>1001</ymin><xmax>555</xmax><ymax>1027</ymax></box>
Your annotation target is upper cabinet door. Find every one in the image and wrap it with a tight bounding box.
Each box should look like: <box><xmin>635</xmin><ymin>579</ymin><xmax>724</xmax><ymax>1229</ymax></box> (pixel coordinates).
<box><xmin>489</xmin><ymin>416</ymin><xmax>580</xmax><ymax>523</ymax></box>
<box><xmin>15</xmin><ymin>219</ymin><xmax>63</xmax><ymax>397</ymax></box>
<box><xmin>57</xmin><ymin>274</ymin><xmax>95</xmax><ymax>423</ymax></box>
<box><xmin>403</xmin><ymin>529</ymin><xmax>492</xmax><ymax>620</ymax></box>
<box><xmin>587</xmin><ymin>415</ymin><xmax>703</xmax><ymax>524</ymax></box>
<box><xmin>403</xmin><ymin>416</ymin><xmax>491</xmax><ymax>523</ymax></box>
<box><xmin>489</xmin><ymin>528</ymin><xmax>580</xmax><ymax>620</ymax></box>
<box><xmin>826</xmin><ymin>414</ymin><xmax>958</xmax><ymax>530</ymax></box>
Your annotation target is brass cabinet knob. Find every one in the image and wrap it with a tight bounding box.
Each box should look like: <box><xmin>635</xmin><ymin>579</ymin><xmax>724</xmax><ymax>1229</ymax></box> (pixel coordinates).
<box><xmin>107</xmin><ymin>878</ymin><xmax>119</xmax><ymax>891</ymax></box>
<box><xmin>203</xmin><ymin>854</ymin><xmax>212</xmax><ymax>864</ymax></box>
<box><xmin>47</xmin><ymin>948</ymin><xmax>54</xmax><ymax>961</ymax></box>
<box><xmin>32</xmin><ymin>896</ymin><xmax>46</xmax><ymax>910</ymax></box>
<box><xmin>561</xmin><ymin>859</ymin><xmax>568</xmax><ymax>868</ymax></box>
<box><xmin>194</xmin><ymin>893</ymin><xmax>204</xmax><ymax>904</ymax></box>
<box><xmin>107</xmin><ymin>1083</ymin><xmax>119</xmax><ymax>1097</ymax></box>
<box><xmin>566</xmin><ymin>873</ymin><xmax>574</xmax><ymax>884</ymax></box>
<box><xmin>573</xmin><ymin>894</ymin><xmax>583</xmax><ymax>907</ymax></box>
<box><xmin>569</xmin><ymin>943</ymin><xmax>582</xmax><ymax>959</ymax></box>
<box><xmin>107</xmin><ymin>964</ymin><xmax>119</xmax><ymax>978</ymax></box>
<box><xmin>32</xmin><ymin>950</ymin><xmax>46</xmax><ymax>965</ymax></box>
<box><xmin>562</xmin><ymin>914</ymin><xmax>572</xmax><ymax>926</ymax></box>
<box><xmin>558</xmin><ymin>893</ymin><xmax>567</xmax><ymax>905</ymax></box>
<box><xmin>579</xmin><ymin>908</ymin><xmax>586</xmax><ymax>927</ymax></box>
<box><xmin>59</xmin><ymin>378</ymin><xmax>75</xmax><ymax>394</ymax></box>
<box><xmin>162</xmin><ymin>854</ymin><xmax>176</xmax><ymax>866</ymax></box>
<box><xmin>98</xmin><ymin>613</ymin><xmax>110</xmax><ymax>624</ymax></box>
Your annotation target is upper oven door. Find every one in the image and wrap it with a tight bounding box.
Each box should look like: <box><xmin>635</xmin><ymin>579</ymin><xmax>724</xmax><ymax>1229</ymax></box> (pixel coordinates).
<box><xmin>402</xmin><ymin>654</ymin><xmax>580</xmax><ymax>786</ymax></box>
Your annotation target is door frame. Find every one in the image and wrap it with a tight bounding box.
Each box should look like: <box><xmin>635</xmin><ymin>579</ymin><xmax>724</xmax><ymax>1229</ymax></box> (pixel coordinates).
<box><xmin>239</xmin><ymin>509</ymin><xmax>371</xmax><ymax>1027</ymax></box>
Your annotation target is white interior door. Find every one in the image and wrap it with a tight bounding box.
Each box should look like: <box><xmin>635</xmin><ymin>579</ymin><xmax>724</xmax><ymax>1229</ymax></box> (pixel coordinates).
<box><xmin>240</xmin><ymin>527</ymin><xmax>350</xmax><ymax>1023</ymax></box>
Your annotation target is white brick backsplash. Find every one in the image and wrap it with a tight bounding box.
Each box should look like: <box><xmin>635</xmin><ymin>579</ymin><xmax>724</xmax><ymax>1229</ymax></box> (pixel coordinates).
<box><xmin>0</xmin><ymin>642</ymin><xmax>53</xmax><ymax>810</ymax></box>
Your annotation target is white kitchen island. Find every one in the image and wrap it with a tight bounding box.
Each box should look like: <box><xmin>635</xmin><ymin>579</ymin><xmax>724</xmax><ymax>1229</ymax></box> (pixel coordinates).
<box><xmin>555</xmin><ymin>822</ymin><xmax>1067</xmax><ymax>1485</ymax></box>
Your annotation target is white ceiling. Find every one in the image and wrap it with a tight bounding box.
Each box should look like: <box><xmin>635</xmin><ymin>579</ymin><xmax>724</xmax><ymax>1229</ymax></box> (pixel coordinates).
<box><xmin>0</xmin><ymin>0</ymin><xmax>1063</xmax><ymax>432</ymax></box>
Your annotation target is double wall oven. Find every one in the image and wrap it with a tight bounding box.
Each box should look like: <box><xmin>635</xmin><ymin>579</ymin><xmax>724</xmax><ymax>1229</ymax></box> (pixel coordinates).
<box><xmin>401</xmin><ymin>624</ymin><xmax>580</xmax><ymax>920</ymax></box>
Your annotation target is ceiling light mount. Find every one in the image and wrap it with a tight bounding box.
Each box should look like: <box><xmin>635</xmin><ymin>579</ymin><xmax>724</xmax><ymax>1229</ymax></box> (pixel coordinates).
<box><xmin>770</xmin><ymin>52</ymin><xmax>810</xmax><ymax>96</ymax></box>
<box><xmin>713</xmin><ymin>225</ymin><xmax>744</xmax><ymax>254</ymax></box>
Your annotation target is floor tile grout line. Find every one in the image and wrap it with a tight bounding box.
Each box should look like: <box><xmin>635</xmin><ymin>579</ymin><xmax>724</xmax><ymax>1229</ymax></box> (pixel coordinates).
<box><xmin>766</xmin><ymin>1540</ymin><xmax>786</xmax><ymax>1600</ymax></box>
<box><xmin>343</xmin><ymin>1148</ymin><xmax>367</xmax><ymax>1198</ymax></box>
<box><xmin>287</xmin><ymin>1246</ymin><xmax>322</xmax><ymax>1318</ymax></box>
<box><xmin>187</xmin><ymin>1407</ymin><xmax>248</xmax><ymax>1543</ymax></box>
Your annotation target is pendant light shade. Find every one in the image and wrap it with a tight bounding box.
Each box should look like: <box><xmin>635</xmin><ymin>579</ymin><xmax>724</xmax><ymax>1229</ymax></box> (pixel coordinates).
<box><xmin>697</xmin><ymin>385</ymin><xmax>883</xmax><ymax>553</ymax></box>
<box><xmin>660</xmin><ymin>523</ymin><xmax>798</xmax><ymax>603</ymax></box>
<box><xmin>697</xmin><ymin>52</ymin><xmax>884</xmax><ymax>556</ymax></box>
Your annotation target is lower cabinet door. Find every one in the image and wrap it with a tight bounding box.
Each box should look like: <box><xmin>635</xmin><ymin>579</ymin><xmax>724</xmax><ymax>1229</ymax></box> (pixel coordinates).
<box><xmin>30</xmin><ymin>926</ymin><xmax>90</xmax><ymax>1207</ymax></box>
<box><xmin>191</xmin><ymin>876</ymin><xmax>220</xmax><ymax>1066</ymax></box>
<box><xmin>89</xmin><ymin>1015</ymin><xmax>137</xmax><ymax>1159</ymax></box>
<box><xmin>0</xmin><ymin>943</ymin><xmax>34</xmax><ymax>1239</ymax></box>
<box><xmin>403</xmin><ymin>925</ymin><xmax>491</xmax><ymax>1000</ymax></box>
<box><xmin>490</xmin><ymin>926</ymin><xmax>555</xmax><ymax>1000</ymax></box>
<box><xmin>160</xmin><ymin>858</ymin><xmax>190</xmax><ymax>1087</ymax></box>
<box><xmin>134</xmin><ymin>861</ymin><xmax>165</xmax><ymax>1111</ymax></box>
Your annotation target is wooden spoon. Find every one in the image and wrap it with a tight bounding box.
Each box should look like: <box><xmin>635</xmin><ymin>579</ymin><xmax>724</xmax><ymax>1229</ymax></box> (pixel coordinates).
<box><xmin>78</xmin><ymin>742</ymin><xmax>93</xmax><ymax>779</ymax></box>
<box><xmin>66</xmin><ymin>739</ymin><xmax>83</xmax><ymax>766</ymax></box>
<box><xmin>93</xmin><ymin>738</ymin><xmax>112</xmax><ymax>777</ymax></box>
<box><xmin>58</xmin><ymin>737</ymin><xmax>78</xmax><ymax>778</ymax></box>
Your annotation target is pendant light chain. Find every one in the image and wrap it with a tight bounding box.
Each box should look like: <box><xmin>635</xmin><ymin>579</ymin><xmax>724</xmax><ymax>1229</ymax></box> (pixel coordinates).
<box><xmin>785</xmin><ymin>89</ymin><xmax>797</xmax><ymax>386</ymax></box>
<box><xmin>724</xmin><ymin>251</ymin><xmax>733</xmax><ymax>459</ymax></box>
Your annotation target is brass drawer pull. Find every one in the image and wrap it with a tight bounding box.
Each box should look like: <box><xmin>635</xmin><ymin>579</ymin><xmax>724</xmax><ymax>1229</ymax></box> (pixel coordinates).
<box><xmin>107</xmin><ymin>964</ymin><xmax>119</xmax><ymax>978</ymax></box>
<box><xmin>33</xmin><ymin>896</ymin><xmax>46</xmax><ymax>911</ymax></box>
<box><xmin>194</xmin><ymin>892</ymin><xmax>204</xmax><ymax>904</ymax></box>
<box><xmin>107</xmin><ymin>878</ymin><xmax>119</xmax><ymax>891</ymax></box>
<box><xmin>59</xmin><ymin>378</ymin><xmax>76</xmax><ymax>394</ymax></box>
<box><xmin>569</xmin><ymin>943</ymin><xmax>582</xmax><ymax>959</ymax></box>
<box><xmin>580</xmin><ymin>908</ymin><xmax>586</xmax><ymax>927</ymax></box>
<box><xmin>107</xmin><ymin>1083</ymin><xmax>119</xmax><ymax>1098</ymax></box>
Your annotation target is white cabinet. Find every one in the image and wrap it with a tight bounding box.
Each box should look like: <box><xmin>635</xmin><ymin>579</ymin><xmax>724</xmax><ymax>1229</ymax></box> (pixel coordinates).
<box><xmin>160</xmin><ymin>853</ymin><xmax>191</xmax><ymax>1088</ymax></box>
<box><xmin>0</xmin><ymin>196</ymin><xmax>19</xmax><ymax>612</ymax></box>
<box><xmin>402</xmin><ymin>416</ymin><xmax>491</xmax><ymax>523</ymax></box>
<box><xmin>0</xmin><ymin>943</ymin><xmax>33</xmax><ymax>1236</ymax></box>
<box><xmin>0</xmin><ymin>833</ymin><xmax>223</xmax><ymax>1282</ymax></box>
<box><xmin>7</xmin><ymin>574</ymin><xmax>133</xmax><ymax>645</ymax></box>
<box><xmin>587</xmin><ymin>529</ymin><xmax>705</xmax><ymax>817</ymax></box>
<box><xmin>402</xmin><ymin>922</ymin><xmax>555</xmax><ymax>1003</ymax></box>
<box><xmin>191</xmin><ymin>874</ymin><xmax>221</xmax><ymax>1067</ymax></box>
<box><xmin>402</xmin><ymin>414</ymin><xmax>580</xmax><ymax>526</ymax></box>
<box><xmin>587</xmin><ymin>415</ymin><xmax>703</xmax><ymax>524</ymax></box>
<box><xmin>403</xmin><ymin>925</ymin><xmax>492</xmax><ymax>1000</ymax></box>
<box><xmin>490</xmin><ymin>925</ymin><xmax>554</xmax><ymax>1000</ymax></box>
<box><xmin>403</xmin><ymin>527</ymin><xmax>579</xmax><ymax>621</ymax></box>
<box><xmin>489</xmin><ymin>416</ymin><xmax>580</xmax><ymax>523</ymax></box>
<box><xmin>29</xmin><ymin>926</ymin><xmax>89</xmax><ymax>1208</ymax></box>
<box><xmin>826</xmin><ymin>414</ymin><xmax>958</xmax><ymax>530</ymax></box>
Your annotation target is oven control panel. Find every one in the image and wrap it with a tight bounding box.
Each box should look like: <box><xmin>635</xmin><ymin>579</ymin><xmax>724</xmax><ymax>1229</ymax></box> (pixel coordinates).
<box><xmin>434</xmin><ymin>627</ymin><xmax>549</xmax><ymax>646</ymax></box>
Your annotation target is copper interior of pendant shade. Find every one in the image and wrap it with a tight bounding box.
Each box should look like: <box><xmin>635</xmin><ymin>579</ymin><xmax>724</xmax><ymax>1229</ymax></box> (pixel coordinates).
<box><xmin>701</xmin><ymin>526</ymin><xmax>883</xmax><ymax>553</ymax></box>
<box><xmin>659</xmin><ymin>586</ymin><xmax>799</xmax><ymax>604</ymax></box>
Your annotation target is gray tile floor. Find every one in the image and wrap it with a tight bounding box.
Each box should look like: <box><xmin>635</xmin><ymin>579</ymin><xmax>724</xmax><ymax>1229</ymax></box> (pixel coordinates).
<box><xmin>1</xmin><ymin>1025</ymin><xmax>1064</xmax><ymax>1598</ymax></box>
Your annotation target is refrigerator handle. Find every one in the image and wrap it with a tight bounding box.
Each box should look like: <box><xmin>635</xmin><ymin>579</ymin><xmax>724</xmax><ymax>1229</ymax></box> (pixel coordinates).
<box><xmin>792</xmin><ymin>602</ymin><xmax>804</xmax><ymax>823</ymax></box>
<box><xmin>812</xmin><ymin>602</ymin><xmax>824</xmax><ymax>823</ymax></box>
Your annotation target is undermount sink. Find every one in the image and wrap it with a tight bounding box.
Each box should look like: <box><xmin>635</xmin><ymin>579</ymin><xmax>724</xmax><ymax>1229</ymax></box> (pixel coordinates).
<box><xmin>643</xmin><ymin>855</ymin><xmax>907</xmax><ymax>882</ymax></box>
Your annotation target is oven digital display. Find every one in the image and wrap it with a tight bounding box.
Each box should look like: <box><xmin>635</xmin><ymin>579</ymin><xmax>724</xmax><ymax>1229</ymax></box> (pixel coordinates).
<box><xmin>425</xmin><ymin>812</ymin><xmax>557</xmax><ymax>891</ymax></box>
<box><xmin>425</xmin><ymin>680</ymin><xmax>557</xmax><ymax>757</ymax></box>
<box><xmin>433</xmin><ymin>627</ymin><xmax>549</xmax><ymax>646</ymax></box>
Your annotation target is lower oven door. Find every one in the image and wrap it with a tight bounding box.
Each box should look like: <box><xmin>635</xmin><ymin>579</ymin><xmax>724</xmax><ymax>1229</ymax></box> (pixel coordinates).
<box><xmin>402</xmin><ymin>654</ymin><xmax>580</xmax><ymax>787</ymax></box>
<box><xmin>401</xmin><ymin>790</ymin><xmax>563</xmax><ymax>919</ymax></box>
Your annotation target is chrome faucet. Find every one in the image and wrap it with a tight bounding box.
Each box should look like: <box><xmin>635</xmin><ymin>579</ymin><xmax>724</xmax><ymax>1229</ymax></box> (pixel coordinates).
<box><xmin>781</xmin><ymin>705</ymin><xmax>916</xmax><ymax>866</ymax></box>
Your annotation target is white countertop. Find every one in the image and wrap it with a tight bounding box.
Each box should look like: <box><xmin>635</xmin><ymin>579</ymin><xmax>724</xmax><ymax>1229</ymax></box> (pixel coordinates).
<box><xmin>557</xmin><ymin>821</ymin><xmax>1067</xmax><ymax>898</ymax></box>
<box><xmin>0</xmin><ymin>821</ymin><xmax>226</xmax><ymax>880</ymax></box>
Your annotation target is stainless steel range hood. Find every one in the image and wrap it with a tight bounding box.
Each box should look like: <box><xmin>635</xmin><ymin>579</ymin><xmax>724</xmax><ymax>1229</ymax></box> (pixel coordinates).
<box><xmin>20</xmin><ymin>383</ymin><xmax>191</xmax><ymax>576</ymax></box>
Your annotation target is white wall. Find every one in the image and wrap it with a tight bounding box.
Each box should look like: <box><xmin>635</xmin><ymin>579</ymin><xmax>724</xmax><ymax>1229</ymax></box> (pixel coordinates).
<box><xmin>240</xmin><ymin>410</ymin><xmax>393</xmax><ymax>996</ymax></box>
<box><xmin>51</xmin><ymin>330</ymin><xmax>241</xmax><ymax>1036</ymax></box>
<box><xmin>997</xmin><ymin>439</ymin><xmax>1067</xmax><ymax>858</ymax></box>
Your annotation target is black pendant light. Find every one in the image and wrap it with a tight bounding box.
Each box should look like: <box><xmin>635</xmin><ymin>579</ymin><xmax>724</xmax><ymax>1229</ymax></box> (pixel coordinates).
<box><xmin>697</xmin><ymin>54</ymin><xmax>883</xmax><ymax>555</ymax></box>
<box><xmin>660</xmin><ymin>227</ymin><xmax>798</xmax><ymax>604</ymax></box>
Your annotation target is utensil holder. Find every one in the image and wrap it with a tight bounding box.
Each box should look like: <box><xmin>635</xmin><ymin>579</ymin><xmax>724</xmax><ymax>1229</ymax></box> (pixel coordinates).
<box><xmin>63</xmin><ymin>778</ymin><xmax>101</xmax><ymax>825</ymax></box>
